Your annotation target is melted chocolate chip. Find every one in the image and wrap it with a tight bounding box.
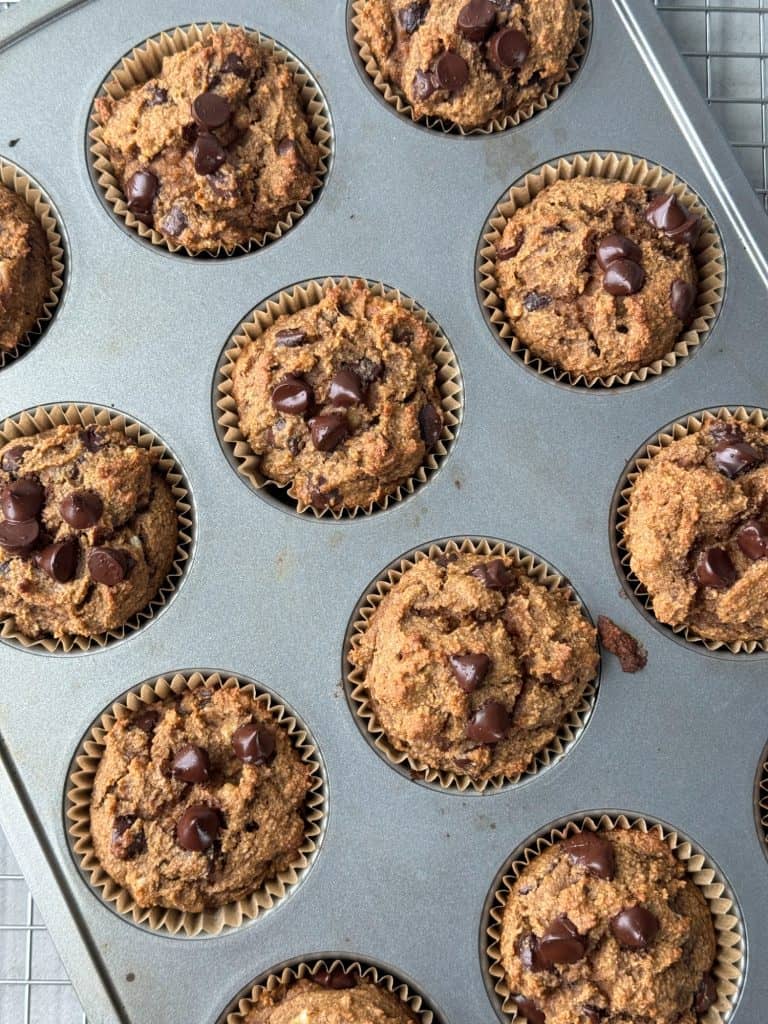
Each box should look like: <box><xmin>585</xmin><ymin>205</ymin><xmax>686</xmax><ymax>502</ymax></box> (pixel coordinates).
<box><xmin>232</xmin><ymin>723</ymin><xmax>276</xmax><ymax>765</ymax></box>
<box><xmin>275</xmin><ymin>327</ymin><xmax>308</xmax><ymax>347</ymax></box>
<box><xmin>449</xmin><ymin>653</ymin><xmax>491</xmax><ymax>693</ymax></box>
<box><xmin>596</xmin><ymin>234</ymin><xmax>642</xmax><ymax>270</ymax></box>
<box><xmin>539</xmin><ymin>915</ymin><xmax>586</xmax><ymax>967</ymax></box>
<box><xmin>497</xmin><ymin>232</ymin><xmax>524</xmax><ymax>261</ymax></box>
<box><xmin>737</xmin><ymin>520</ymin><xmax>768</xmax><ymax>560</ymax></box>
<box><xmin>34</xmin><ymin>538</ymin><xmax>78</xmax><ymax>583</ymax></box>
<box><xmin>470</xmin><ymin>558</ymin><xmax>513</xmax><ymax>590</ymax></box>
<box><xmin>712</xmin><ymin>439</ymin><xmax>762</xmax><ymax>478</ymax></box>
<box><xmin>88</xmin><ymin>547</ymin><xmax>130</xmax><ymax>586</ymax></box>
<box><xmin>313</xmin><ymin>966</ymin><xmax>358</xmax><ymax>990</ymax></box>
<box><xmin>667</xmin><ymin>215</ymin><xmax>702</xmax><ymax>247</ymax></box>
<box><xmin>163</xmin><ymin>207</ymin><xmax>188</xmax><ymax>237</ymax></box>
<box><xmin>562</xmin><ymin>830</ymin><xmax>615</xmax><ymax>880</ymax></box>
<box><xmin>125</xmin><ymin>170</ymin><xmax>158</xmax><ymax>216</ymax></box>
<box><xmin>457</xmin><ymin>0</ymin><xmax>496</xmax><ymax>41</ymax></box>
<box><xmin>310</xmin><ymin>413</ymin><xmax>349</xmax><ymax>452</ymax></box>
<box><xmin>111</xmin><ymin>815</ymin><xmax>145</xmax><ymax>860</ymax></box>
<box><xmin>517</xmin><ymin>933</ymin><xmax>545</xmax><ymax>972</ymax></box>
<box><xmin>670</xmin><ymin>279</ymin><xmax>697</xmax><ymax>323</ymax></box>
<box><xmin>271</xmin><ymin>376</ymin><xmax>314</xmax><ymax>416</ymax></box>
<box><xmin>329</xmin><ymin>368</ymin><xmax>365</xmax><ymax>407</ymax></box>
<box><xmin>60</xmin><ymin>490</ymin><xmax>103</xmax><ymax>529</ymax></box>
<box><xmin>131</xmin><ymin>709</ymin><xmax>158</xmax><ymax>735</ymax></box>
<box><xmin>583</xmin><ymin>1006</ymin><xmax>605</xmax><ymax>1023</ymax></box>
<box><xmin>488</xmin><ymin>27</ymin><xmax>530</xmax><ymax>70</ymax></box>
<box><xmin>2</xmin><ymin>479</ymin><xmax>43</xmax><ymax>522</ymax></box>
<box><xmin>1</xmin><ymin>446</ymin><xmax>28</xmax><ymax>474</ymax></box>
<box><xmin>418</xmin><ymin>403</ymin><xmax>442</xmax><ymax>449</ymax></box>
<box><xmin>191</xmin><ymin>91</ymin><xmax>231</xmax><ymax>129</ymax></box>
<box><xmin>399</xmin><ymin>0</ymin><xmax>429</xmax><ymax>34</ymax></box>
<box><xmin>277</xmin><ymin>137</ymin><xmax>308</xmax><ymax>171</ymax></box>
<box><xmin>171</xmin><ymin>744</ymin><xmax>210</xmax><ymax>783</ymax></box>
<box><xmin>603</xmin><ymin>259</ymin><xmax>645</xmax><ymax>296</ymax></box>
<box><xmin>523</xmin><ymin>291</ymin><xmax>551</xmax><ymax>311</ymax></box>
<box><xmin>80</xmin><ymin>426</ymin><xmax>105</xmax><ymax>452</ymax></box>
<box><xmin>412</xmin><ymin>69</ymin><xmax>437</xmax><ymax>101</ymax></box>
<box><xmin>221</xmin><ymin>53</ymin><xmax>249</xmax><ymax>77</ymax></box>
<box><xmin>512</xmin><ymin>996</ymin><xmax>545</xmax><ymax>1024</ymax></box>
<box><xmin>610</xmin><ymin>905</ymin><xmax>659</xmax><ymax>950</ymax></box>
<box><xmin>434</xmin><ymin>50</ymin><xmax>469</xmax><ymax>91</ymax></box>
<box><xmin>646</xmin><ymin>193</ymin><xmax>687</xmax><ymax>231</ymax></box>
<box><xmin>0</xmin><ymin>518</ymin><xmax>39</xmax><ymax>555</ymax></box>
<box><xmin>695</xmin><ymin>547</ymin><xmax>737</xmax><ymax>589</ymax></box>
<box><xmin>193</xmin><ymin>133</ymin><xmax>226</xmax><ymax>175</ymax></box>
<box><xmin>176</xmin><ymin>804</ymin><xmax>220</xmax><ymax>852</ymax></box>
<box><xmin>466</xmin><ymin>700</ymin><xmax>511</xmax><ymax>743</ymax></box>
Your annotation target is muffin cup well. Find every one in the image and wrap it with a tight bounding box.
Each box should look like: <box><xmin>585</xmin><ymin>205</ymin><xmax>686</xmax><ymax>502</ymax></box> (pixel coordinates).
<box><xmin>613</xmin><ymin>406</ymin><xmax>768</xmax><ymax>655</ymax></box>
<box><xmin>65</xmin><ymin>670</ymin><xmax>327</xmax><ymax>938</ymax></box>
<box><xmin>344</xmin><ymin>536</ymin><xmax>599</xmax><ymax>793</ymax></box>
<box><xmin>755</xmin><ymin>740</ymin><xmax>768</xmax><ymax>863</ymax></box>
<box><xmin>88</xmin><ymin>22</ymin><xmax>332</xmax><ymax>257</ymax></box>
<box><xmin>0</xmin><ymin>158</ymin><xmax>65</xmax><ymax>367</ymax></box>
<box><xmin>477</xmin><ymin>151</ymin><xmax>725</xmax><ymax>388</ymax></box>
<box><xmin>0</xmin><ymin>403</ymin><xmax>193</xmax><ymax>654</ymax></box>
<box><xmin>349</xmin><ymin>0</ymin><xmax>591</xmax><ymax>136</ymax></box>
<box><xmin>483</xmin><ymin>812</ymin><xmax>744</xmax><ymax>1024</ymax></box>
<box><xmin>214</xmin><ymin>276</ymin><xmax>462</xmax><ymax>520</ymax></box>
<box><xmin>222</xmin><ymin>955</ymin><xmax>437</xmax><ymax>1023</ymax></box>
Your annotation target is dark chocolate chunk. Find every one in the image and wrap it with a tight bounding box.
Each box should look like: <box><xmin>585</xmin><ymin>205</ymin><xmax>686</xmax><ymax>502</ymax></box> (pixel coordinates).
<box><xmin>539</xmin><ymin>915</ymin><xmax>586</xmax><ymax>967</ymax></box>
<box><xmin>712</xmin><ymin>439</ymin><xmax>762</xmax><ymax>478</ymax></box>
<box><xmin>646</xmin><ymin>193</ymin><xmax>687</xmax><ymax>231</ymax></box>
<box><xmin>80</xmin><ymin>426</ymin><xmax>105</xmax><ymax>452</ymax></box>
<box><xmin>470</xmin><ymin>558</ymin><xmax>513</xmax><ymax>590</ymax></box>
<box><xmin>111</xmin><ymin>815</ymin><xmax>145</xmax><ymax>860</ymax></box>
<box><xmin>512</xmin><ymin>996</ymin><xmax>545</xmax><ymax>1024</ymax></box>
<box><xmin>670</xmin><ymin>279</ymin><xmax>697</xmax><ymax>323</ymax></box>
<box><xmin>667</xmin><ymin>215</ymin><xmax>702</xmax><ymax>247</ymax></box>
<box><xmin>597</xmin><ymin>615</ymin><xmax>647</xmax><ymax>674</ymax></box>
<box><xmin>231</xmin><ymin>723</ymin><xmax>276</xmax><ymax>765</ymax></box>
<box><xmin>434</xmin><ymin>50</ymin><xmax>469</xmax><ymax>91</ymax></box>
<box><xmin>162</xmin><ymin>207</ymin><xmax>188</xmax><ymax>237</ymax></box>
<box><xmin>310</xmin><ymin>413</ymin><xmax>349</xmax><ymax>452</ymax></box>
<box><xmin>523</xmin><ymin>291</ymin><xmax>551</xmax><ymax>311</ymax></box>
<box><xmin>88</xmin><ymin>547</ymin><xmax>130</xmax><ymax>586</ymax></box>
<box><xmin>562</xmin><ymin>830</ymin><xmax>616</xmax><ymax>880</ymax></box>
<box><xmin>399</xmin><ymin>0</ymin><xmax>429</xmax><ymax>34</ymax></box>
<box><xmin>449</xmin><ymin>653</ymin><xmax>491</xmax><ymax>693</ymax></box>
<box><xmin>2</xmin><ymin>479</ymin><xmax>43</xmax><ymax>522</ymax></box>
<box><xmin>412</xmin><ymin>69</ymin><xmax>437</xmax><ymax>101</ymax></box>
<box><xmin>131</xmin><ymin>709</ymin><xmax>158</xmax><ymax>735</ymax></box>
<box><xmin>497</xmin><ymin>232</ymin><xmax>524</xmax><ymax>261</ymax></box>
<box><xmin>596</xmin><ymin>233</ymin><xmax>642</xmax><ymax>270</ymax></box>
<box><xmin>0</xmin><ymin>518</ymin><xmax>39</xmax><ymax>555</ymax></box>
<box><xmin>603</xmin><ymin>259</ymin><xmax>645</xmax><ymax>296</ymax></box>
<box><xmin>277</xmin><ymin>137</ymin><xmax>308</xmax><ymax>171</ymax></box>
<box><xmin>191</xmin><ymin>91</ymin><xmax>231</xmax><ymax>129</ymax></box>
<box><xmin>695</xmin><ymin>547</ymin><xmax>737</xmax><ymax>589</ymax></box>
<box><xmin>34</xmin><ymin>538</ymin><xmax>78</xmax><ymax>583</ymax></box>
<box><xmin>171</xmin><ymin>744</ymin><xmax>210</xmax><ymax>783</ymax></box>
<box><xmin>60</xmin><ymin>490</ymin><xmax>103</xmax><ymax>529</ymax></box>
<box><xmin>418</xmin><ymin>403</ymin><xmax>442</xmax><ymax>448</ymax></box>
<box><xmin>1</xmin><ymin>446</ymin><xmax>28</xmax><ymax>474</ymax></box>
<box><xmin>313</xmin><ymin>966</ymin><xmax>358</xmax><ymax>990</ymax></box>
<box><xmin>488</xmin><ymin>27</ymin><xmax>530</xmax><ymax>70</ymax></box>
<box><xmin>611</xmin><ymin>906</ymin><xmax>660</xmax><ymax>950</ymax></box>
<box><xmin>329</xmin><ymin>368</ymin><xmax>365</xmax><ymax>407</ymax></box>
<box><xmin>176</xmin><ymin>804</ymin><xmax>220</xmax><ymax>852</ymax></box>
<box><xmin>193</xmin><ymin>133</ymin><xmax>226</xmax><ymax>175</ymax></box>
<box><xmin>737</xmin><ymin>520</ymin><xmax>768</xmax><ymax>560</ymax></box>
<box><xmin>275</xmin><ymin>327</ymin><xmax>308</xmax><ymax>348</ymax></box>
<box><xmin>583</xmin><ymin>1006</ymin><xmax>606</xmax><ymax>1023</ymax></box>
<box><xmin>221</xmin><ymin>53</ymin><xmax>249</xmax><ymax>77</ymax></box>
<box><xmin>125</xmin><ymin>170</ymin><xmax>158</xmax><ymax>215</ymax></box>
<box><xmin>466</xmin><ymin>700</ymin><xmax>511</xmax><ymax>742</ymax></box>
<box><xmin>145</xmin><ymin>86</ymin><xmax>168</xmax><ymax>107</ymax></box>
<box><xmin>457</xmin><ymin>0</ymin><xmax>496</xmax><ymax>42</ymax></box>
<box><xmin>517</xmin><ymin>932</ymin><xmax>545</xmax><ymax>972</ymax></box>
<box><xmin>271</xmin><ymin>376</ymin><xmax>314</xmax><ymax>416</ymax></box>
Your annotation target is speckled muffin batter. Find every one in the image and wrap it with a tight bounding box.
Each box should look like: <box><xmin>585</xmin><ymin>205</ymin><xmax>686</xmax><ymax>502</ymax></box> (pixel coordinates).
<box><xmin>231</xmin><ymin>279</ymin><xmax>446</xmax><ymax>512</ymax></box>
<box><xmin>349</xmin><ymin>552</ymin><xmax>598</xmax><ymax>782</ymax></box>
<box><xmin>499</xmin><ymin>829</ymin><xmax>718</xmax><ymax>1024</ymax></box>
<box><xmin>0</xmin><ymin>424</ymin><xmax>177</xmax><ymax>641</ymax></box>
<box><xmin>357</xmin><ymin>0</ymin><xmax>580</xmax><ymax>130</ymax></box>
<box><xmin>0</xmin><ymin>182</ymin><xmax>52</xmax><ymax>352</ymax></box>
<box><xmin>625</xmin><ymin>416</ymin><xmax>768</xmax><ymax>646</ymax></box>
<box><xmin>494</xmin><ymin>177</ymin><xmax>700</xmax><ymax>381</ymax></box>
<box><xmin>91</xmin><ymin>686</ymin><xmax>312</xmax><ymax>914</ymax></box>
<box><xmin>243</xmin><ymin>970</ymin><xmax>419</xmax><ymax>1023</ymax></box>
<box><xmin>94</xmin><ymin>27</ymin><xmax>320</xmax><ymax>252</ymax></box>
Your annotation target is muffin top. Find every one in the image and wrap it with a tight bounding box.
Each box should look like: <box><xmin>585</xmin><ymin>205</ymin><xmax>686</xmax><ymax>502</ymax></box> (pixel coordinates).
<box><xmin>625</xmin><ymin>417</ymin><xmax>768</xmax><ymax>645</ymax></box>
<box><xmin>231</xmin><ymin>279</ymin><xmax>445</xmax><ymax>512</ymax></box>
<box><xmin>0</xmin><ymin>181</ymin><xmax>52</xmax><ymax>352</ymax></box>
<box><xmin>494</xmin><ymin>177</ymin><xmax>700</xmax><ymax>381</ymax></box>
<box><xmin>500</xmin><ymin>829</ymin><xmax>718</xmax><ymax>1024</ymax></box>
<box><xmin>90</xmin><ymin>685</ymin><xmax>312</xmax><ymax>914</ymax></box>
<box><xmin>94</xmin><ymin>27</ymin><xmax>320</xmax><ymax>252</ymax></box>
<box><xmin>0</xmin><ymin>423</ymin><xmax>177</xmax><ymax>641</ymax></box>
<box><xmin>243</xmin><ymin>970</ymin><xmax>418</xmax><ymax>1024</ymax></box>
<box><xmin>349</xmin><ymin>551</ymin><xmax>598</xmax><ymax>782</ymax></box>
<box><xmin>357</xmin><ymin>0</ymin><xmax>580</xmax><ymax>130</ymax></box>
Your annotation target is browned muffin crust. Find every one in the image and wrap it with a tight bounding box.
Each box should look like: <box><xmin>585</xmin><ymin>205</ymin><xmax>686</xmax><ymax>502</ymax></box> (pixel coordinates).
<box><xmin>243</xmin><ymin>972</ymin><xmax>419</xmax><ymax>1024</ymax></box>
<box><xmin>0</xmin><ymin>182</ymin><xmax>52</xmax><ymax>352</ymax></box>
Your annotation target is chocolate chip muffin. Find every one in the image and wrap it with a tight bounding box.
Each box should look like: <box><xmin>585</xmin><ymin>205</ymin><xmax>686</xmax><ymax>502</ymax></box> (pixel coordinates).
<box><xmin>94</xmin><ymin>27</ymin><xmax>320</xmax><ymax>252</ymax></box>
<box><xmin>0</xmin><ymin>182</ymin><xmax>52</xmax><ymax>352</ymax></box>
<box><xmin>349</xmin><ymin>551</ymin><xmax>599</xmax><ymax>782</ymax></box>
<box><xmin>625</xmin><ymin>416</ymin><xmax>768</xmax><ymax>646</ymax></box>
<box><xmin>494</xmin><ymin>178</ymin><xmax>700</xmax><ymax>381</ymax></box>
<box><xmin>242</xmin><ymin>968</ymin><xmax>418</xmax><ymax>1023</ymax></box>
<box><xmin>0</xmin><ymin>423</ymin><xmax>177</xmax><ymax>641</ymax></box>
<box><xmin>357</xmin><ymin>0</ymin><xmax>580</xmax><ymax>130</ymax></box>
<box><xmin>499</xmin><ymin>829</ymin><xmax>718</xmax><ymax>1024</ymax></box>
<box><xmin>231</xmin><ymin>279</ymin><xmax>446</xmax><ymax>512</ymax></box>
<box><xmin>90</xmin><ymin>685</ymin><xmax>313</xmax><ymax>914</ymax></box>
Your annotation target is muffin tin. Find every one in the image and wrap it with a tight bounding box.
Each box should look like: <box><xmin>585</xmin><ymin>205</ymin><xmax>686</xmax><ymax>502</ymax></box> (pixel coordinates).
<box><xmin>0</xmin><ymin>2</ymin><xmax>767</xmax><ymax>1022</ymax></box>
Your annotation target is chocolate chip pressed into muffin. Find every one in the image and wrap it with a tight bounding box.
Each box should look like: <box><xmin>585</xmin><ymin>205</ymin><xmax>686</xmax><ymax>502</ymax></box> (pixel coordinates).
<box><xmin>499</xmin><ymin>829</ymin><xmax>718</xmax><ymax>1024</ymax></box>
<box><xmin>624</xmin><ymin>416</ymin><xmax>768</xmax><ymax>646</ymax></box>
<box><xmin>349</xmin><ymin>551</ymin><xmax>599</xmax><ymax>783</ymax></box>
<box><xmin>90</xmin><ymin>685</ymin><xmax>312</xmax><ymax>914</ymax></box>
<box><xmin>494</xmin><ymin>177</ymin><xmax>700</xmax><ymax>381</ymax></box>
<box><xmin>230</xmin><ymin>279</ymin><xmax>447</xmax><ymax>512</ymax></box>
<box><xmin>0</xmin><ymin>181</ymin><xmax>52</xmax><ymax>352</ymax></box>
<box><xmin>94</xmin><ymin>27</ymin><xmax>320</xmax><ymax>252</ymax></box>
<box><xmin>357</xmin><ymin>0</ymin><xmax>581</xmax><ymax>130</ymax></box>
<box><xmin>0</xmin><ymin>423</ymin><xmax>177</xmax><ymax>641</ymax></box>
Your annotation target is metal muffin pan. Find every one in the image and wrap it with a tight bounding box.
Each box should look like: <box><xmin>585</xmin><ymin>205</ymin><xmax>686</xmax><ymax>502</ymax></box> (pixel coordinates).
<box><xmin>0</xmin><ymin>1</ymin><xmax>766</xmax><ymax>1022</ymax></box>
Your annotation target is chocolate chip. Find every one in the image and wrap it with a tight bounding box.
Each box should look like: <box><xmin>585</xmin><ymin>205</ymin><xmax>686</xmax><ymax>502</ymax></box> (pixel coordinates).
<box><xmin>497</xmin><ymin>232</ymin><xmax>524</xmax><ymax>261</ymax></box>
<box><xmin>193</xmin><ymin>133</ymin><xmax>226</xmax><ymax>175</ymax></box>
<box><xmin>737</xmin><ymin>520</ymin><xmax>768</xmax><ymax>560</ymax></box>
<box><xmin>646</xmin><ymin>193</ymin><xmax>687</xmax><ymax>231</ymax></box>
<box><xmin>171</xmin><ymin>744</ymin><xmax>210</xmax><ymax>783</ymax></box>
<box><xmin>434</xmin><ymin>50</ymin><xmax>469</xmax><ymax>91</ymax></box>
<box><xmin>271</xmin><ymin>376</ymin><xmax>314</xmax><ymax>416</ymax></box>
<box><xmin>222</xmin><ymin>53</ymin><xmax>249</xmax><ymax>77</ymax></box>
<box><xmin>517</xmin><ymin>933</ymin><xmax>545</xmax><ymax>972</ymax></box>
<box><xmin>449</xmin><ymin>653</ymin><xmax>491</xmax><ymax>692</ymax></box>
<box><xmin>523</xmin><ymin>291</ymin><xmax>551</xmax><ymax>311</ymax></box>
<box><xmin>0</xmin><ymin>518</ymin><xmax>39</xmax><ymax>555</ymax></box>
<box><xmin>145</xmin><ymin>86</ymin><xmax>168</xmax><ymax>107</ymax></box>
<box><xmin>275</xmin><ymin>327</ymin><xmax>308</xmax><ymax>347</ymax></box>
<box><xmin>470</xmin><ymin>558</ymin><xmax>513</xmax><ymax>590</ymax></box>
<box><xmin>313</xmin><ymin>966</ymin><xmax>358</xmax><ymax>990</ymax></box>
<box><xmin>667</xmin><ymin>215</ymin><xmax>702</xmax><ymax>247</ymax></box>
<box><xmin>611</xmin><ymin>906</ymin><xmax>659</xmax><ymax>950</ymax></box>
<box><xmin>162</xmin><ymin>207</ymin><xmax>188</xmax><ymax>237</ymax></box>
<box><xmin>583</xmin><ymin>1006</ymin><xmax>605</xmax><ymax>1023</ymax></box>
<box><xmin>131</xmin><ymin>709</ymin><xmax>158</xmax><ymax>735</ymax></box>
<box><xmin>111</xmin><ymin>815</ymin><xmax>146</xmax><ymax>860</ymax></box>
<box><xmin>2</xmin><ymin>479</ymin><xmax>43</xmax><ymax>522</ymax></box>
<box><xmin>712</xmin><ymin>439</ymin><xmax>762</xmax><ymax>478</ymax></box>
<box><xmin>457</xmin><ymin>0</ymin><xmax>496</xmax><ymax>41</ymax></box>
<box><xmin>488</xmin><ymin>27</ymin><xmax>530</xmax><ymax>70</ymax></box>
<box><xmin>695</xmin><ymin>547</ymin><xmax>737</xmax><ymax>589</ymax></box>
<box><xmin>412</xmin><ymin>69</ymin><xmax>437</xmax><ymax>101</ymax></box>
<box><xmin>466</xmin><ymin>700</ymin><xmax>511</xmax><ymax>743</ymax></box>
<box><xmin>399</xmin><ymin>1</ymin><xmax>429</xmax><ymax>34</ymax></box>
<box><xmin>80</xmin><ymin>426</ymin><xmax>105</xmax><ymax>452</ymax></box>
<box><xmin>670</xmin><ymin>279</ymin><xmax>697</xmax><ymax>323</ymax></box>
<box><xmin>329</xmin><ymin>368</ymin><xmax>365</xmax><ymax>407</ymax></box>
<box><xmin>694</xmin><ymin>973</ymin><xmax>718</xmax><ymax>1015</ymax></box>
<box><xmin>603</xmin><ymin>259</ymin><xmax>645</xmax><ymax>296</ymax></box>
<box><xmin>88</xmin><ymin>547</ymin><xmax>130</xmax><ymax>586</ymax></box>
<box><xmin>125</xmin><ymin>170</ymin><xmax>158</xmax><ymax>217</ymax></box>
<box><xmin>1</xmin><ymin>446</ymin><xmax>28</xmax><ymax>474</ymax></box>
<box><xmin>191</xmin><ymin>91</ymin><xmax>231</xmax><ymax>129</ymax></box>
<box><xmin>60</xmin><ymin>490</ymin><xmax>103</xmax><ymax>529</ymax></box>
<box><xmin>512</xmin><ymin>996</ymin><xmax>545</xmax><ymax>1024</ymax></box>
<box><xmin>562</xmin><ymin>830</ymin><xmax>615</xmax><ymax>880</ymax></box>
<box><xmin>418</xmin><ymin>403</ymin><xmax>442</xmax><ymax>449</ymax></box>
<box><xmin>596</xmin><ymin>233</ymin><xmax>642</xmax><ymax>270</ymax></box>
<box><xmin>176</xmin><ymin>804</ymin><xmax>220</xmax><ymax>852</ymax></box>
<box><xmin>310</xmin><ymin>413</ymin><xmax>349</xmax><ymax>452</ymax></box>
<box><xmin>232</xmin><ymin>723</ymin><xmax>276</xmax><ymax>765</ymax></box>
<box><xmin>539</xmin><ymin>915</ymin><xmax>586</xmax><ymax>967</ymax></box>
<box><xmin>34</xmin><ymin>538</ymin><xmax>78</xmax><ymax>583</ymax></box>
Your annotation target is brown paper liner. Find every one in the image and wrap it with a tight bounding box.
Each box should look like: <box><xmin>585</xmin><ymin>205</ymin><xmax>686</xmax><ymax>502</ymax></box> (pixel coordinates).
<box><xmin>0</xmin><ymin>159</ymin><xmax>65</xmax><ymax>367</ymax></box>
<box><xmin>614</xmin><ymin>406</ymin><xmax>768</xmax><ymax>654</ymax></box>
<box><xmin>0</xmin><ymin>403</ymin><xmax>193</xmax><ymax>654</ymax></box>
<box><xmin>88</xmin><ymin>23</ymin><xmax>332</xmax><ymax>257</ymax></box>
<box><xmin>484</xmin><ymin>812</ymin><xmax>744</xmax><ymax>1024</ymax></box>
<box><xmin>222</xmin><ymin>956</ymin><xmax>436</xmax><ymax>1023</ymax></box>
<box><xmin>215</xmin><ymin>277</ymin><xmax>463</xmax><ymax>519</ymax></box>
<box><xmin>477</xmin><ymin>152</ymin><xmax>725</xmax><ymax>388</ymax></box>
<box><xmin>345</xmin><ymin>537</ymin><xmax>599</xmax><ymax>793</ymax></box>
<box><xmin>350</xmin><ymin>0</ymin><xmax>591</xmax><ymax>136</ymax></box>
<box><xmin>65</xmin><ymin>670</ymin><xmax>327</xmax><ymax>938</ymax></box>
<box><xmin>756</xmin><ymin>740</ymin><xmax>768</xmax><ymax>862</ymax></box>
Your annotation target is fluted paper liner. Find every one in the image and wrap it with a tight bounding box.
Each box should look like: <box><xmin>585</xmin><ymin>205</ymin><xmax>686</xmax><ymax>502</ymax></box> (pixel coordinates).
<box><xmin>756</xmin><ymin>740</ymin><xmax>768</xmax><ymax>860</ymax></box>
<box><xmin>478</xmin><ymin>152</ymin><xmax>725</xmax><ymax>388</ymax></box>
<box><xmin>0</xmin><ymin>159</ymin><xmax>65</xmax><ymax>367</ymax></box>
<box><xmin>485</xmin><ymin>813</ymin><xmax>744</xmax><ymax>1023</ymax></box>
<box><xmin>350</xmin><ymin>0</ymin><xmax>591</xmax><ymax>136</ymax></box>
<box><xmin>345</xmin><ymin>537</ymin><xmax>599</xmax><ymax>792</ymax></box>
<box><xmin>215</xmin><ymin>277</ymin><xmax>462</xmax><ymax>519</ymax></box>
<box><xmin>223</xmin><ymin>957</ymin><xmax>435</xmax><ymax>1023</ymax></box>
<box><xmin>615</xmin><ymin>406</ymin><xmax>768</xmax><ymax>653</ymax></box>
<box><xmin>66</xmin><ymin>671</ymin><xmax>326</xmax><ymax>938</ymax></box>
<box><xmin>0</xmin><ymin>404</ymin><xmax>193</xmax><ymax>654</ymax></box>
<box><xmin>89</xmin><ymin>23</ymin><xmax>332</xmax><ymax>256</ymax></box>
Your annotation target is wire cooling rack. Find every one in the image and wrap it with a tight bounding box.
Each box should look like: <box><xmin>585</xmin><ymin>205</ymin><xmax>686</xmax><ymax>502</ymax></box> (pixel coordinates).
<box><xmin>0</xmin><ymin>2</ymin><xmax>767</xmax><ymax>1021</ymax></box>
